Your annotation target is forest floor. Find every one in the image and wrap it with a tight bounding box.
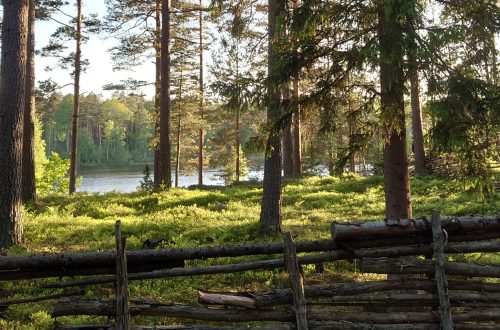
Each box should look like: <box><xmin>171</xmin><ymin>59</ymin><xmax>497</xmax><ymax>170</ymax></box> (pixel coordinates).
<box><xmin>2</xmin><ymin>175</ymin><xmax>499</xmax><ymax>329</ymax></box>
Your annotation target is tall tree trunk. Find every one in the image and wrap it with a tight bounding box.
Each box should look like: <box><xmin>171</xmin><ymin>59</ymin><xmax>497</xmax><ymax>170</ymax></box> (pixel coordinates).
<box><xmin>260</xmin><ymin>0</ymin><xmax>283</xmax><ymax>235</ymax></box>
<box><xmin>292</xmin><ymin>77</ymin><xmax>302</xmax><ymax>177</ymax></box>
<box><xmin>235</xmin><ymin>43</ymin><xmax>241</xmax><ymax>183</ymax></box>
<box><xmin>348</xmin><ymin>96</ymin><xmax>355</xmax><ymax>173</ymax></box>
<box><xmin>282</xmin><ymin>89</ymin><xmax>294</xmax><ymax>178</ymax></box>
<box><xmin>22</xmin><ymin>0</ymin><xmax>36</xmax><ymax>203</ymax></box>
<box><xmin>198</xmin><ymin>0</ymin><xmax>204</xmax><ymax>186</ymax></box>
<box><xmin>378</xmin><ymin>0</ymin><xmax>412</xmax><ymax>220</ymax></box>
<box><xmin>409</xmin><ymin>51</ymin><xmax>427</xmax><ymax>176</ymax></box>
<box><xmin>0</xmin><ymin>0</ymin><xmax>29</xmax><ymax>248</ymax></box>
<box><xmin>175</xmin><ymin>67</ymin><xmax>183</xmax><ymax>188</ymax></box>
<box><xmin>158</xmin><ymin>0</ymin><xmax>172</xmax><ymax>188</ymax></box>
<box><xmin>69</xmin><ymin>0</ymin><xmax>82</xmax><ymax>194</ymax></box>
<box><xmin>292</xmin><ymin>0</ymin><xmax>302</xmax><ymax>177</ymax></box>
<box><xmin>153</xmin><ymin>0</ymin><xmax>161</xmax><ymax>188</ymax></box>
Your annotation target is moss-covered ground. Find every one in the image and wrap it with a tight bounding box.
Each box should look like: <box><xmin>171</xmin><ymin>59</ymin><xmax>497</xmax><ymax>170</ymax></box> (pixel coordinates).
<box><xmin>1</xmin><ymin>175</ymin><xmax>498</xmax><ymax>329</ymax></box>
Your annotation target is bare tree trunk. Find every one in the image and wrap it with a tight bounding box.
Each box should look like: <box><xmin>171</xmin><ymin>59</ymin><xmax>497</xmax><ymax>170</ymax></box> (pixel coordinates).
<box><xmin>153</xmin><ymin>0</ymin><xmax>161</xmax><ymax>189</ymax></box>
<box><xmin>260</xmin><ymin>0</ymin><xmax>283</xmax><ymax>235</ymax></box>
<box><xmin>158</xmin><ymin>0</ymin><xmax>172</xmax><ymax>188</ymax></box>
<box><xmin>292</xmin><ymin>0</ymin><xmax>302</xmax><ymax>177</ymax></box>
<box><xmin>198</xmin><ymin>0</ymin><xmax>204</xmax><ymax>186</ymax></box>
<box><xmin>69</xmin><ymin>0</ymin><xmax>82</xmax><ymax>194</ymax></box>
<box><xmin>378</xmin><ymin>1</ymin><xmax>412</xmax><ymax>220</ymax></box>
<box><xmin>409</xmin><ymin>41</ymin><xmax>427</xmax><ymax>176</ymax></box>
<box><xmin>235</xmin><ymin>43</ymin><xmax>241</xmax><ymax>182</ymax></box>
<box><xmin>282</xmin><ymin>89</ymin><xmax>294</xmax><ymax>178</ymax></box>
<box><xmin>22</xmin><ymin>0</ymin><xmax>36</xmax><ymax>203</ymax></box>
<box><xmin>0</xmin><ymin>0</ymin><xmax>29</xmax><ymax>248</ymax></box>
<box><xmin>175</xmin><ymin>67</ymin><xmax>183</xmax><ymax>188</ymax></box>
<box><xmin>236</xmin><ymin>106</ymin><xmax>241</xmax><ymax>183</ymax></box>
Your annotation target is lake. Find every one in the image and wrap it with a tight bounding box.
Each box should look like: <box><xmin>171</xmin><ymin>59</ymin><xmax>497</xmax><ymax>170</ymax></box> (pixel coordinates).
<box><xmin>77</xmin><ymin>165</ymin><xmax>264</xmax><ymax>193</ymax></box>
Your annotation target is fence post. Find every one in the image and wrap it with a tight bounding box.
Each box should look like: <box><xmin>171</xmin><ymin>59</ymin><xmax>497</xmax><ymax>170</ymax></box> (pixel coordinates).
<box><xmin>432</xmin><ymin>210</ymin><xmax>454</xmax><ymax>329</ymax></box>
<box><xmin>115</xmin><ymin>220</ymin><xmax>130</xmax><ymax>329</ymax></box>
<box><xmin>283</xmin><ymin>232</ymin><xmax>308</xmax><ymax>330</ymax></box>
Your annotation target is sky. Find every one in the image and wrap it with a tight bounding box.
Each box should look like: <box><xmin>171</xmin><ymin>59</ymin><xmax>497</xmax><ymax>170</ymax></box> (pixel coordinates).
<box><xmin>36</xmin><ymin>1</ymin><xmax>157</xmax><ymax>99</ymax></box>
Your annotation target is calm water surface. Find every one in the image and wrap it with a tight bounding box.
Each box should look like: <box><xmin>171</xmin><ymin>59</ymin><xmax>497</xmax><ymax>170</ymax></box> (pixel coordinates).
<box><xmin>77</xmin><ymin>165</ymin><xmax>263</xmax><ymax>193</ymax></box>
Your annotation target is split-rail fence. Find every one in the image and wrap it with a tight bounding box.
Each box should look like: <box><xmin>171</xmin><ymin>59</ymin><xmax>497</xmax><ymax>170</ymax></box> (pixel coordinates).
<box><xmin>0</xmin><ymin>212</ymin><xmax>499</xmax><ymax>330</ymax></box>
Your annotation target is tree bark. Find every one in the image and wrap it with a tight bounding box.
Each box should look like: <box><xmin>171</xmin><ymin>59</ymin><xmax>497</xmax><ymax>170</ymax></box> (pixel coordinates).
<box><xmin>0</xmin><ymin>0</ymin><xmax>29</xmax><ymax>248</ymax></box>
<box><xmin>69</xmin><ymin>0</ymin><xmax>82</xmax><ymax>194</ymax></box>
<box><xmin>158</xmin><ymin>0</ymin><xmax>172</xmax><ymax>188</ymax></box>
<box><xmin>378</xmin><ymin>1</ymin><xmax>412</xmax><ymax>219</ymax></box>
<box><xmin>260</xmin><ymin>0</ymin><xmax>284</xmax><ymax>235</ymax></box>
<box><xmin>22</xmin><ymin>0</ymin><xmax>37</xmax><ymax>203</ymax></box>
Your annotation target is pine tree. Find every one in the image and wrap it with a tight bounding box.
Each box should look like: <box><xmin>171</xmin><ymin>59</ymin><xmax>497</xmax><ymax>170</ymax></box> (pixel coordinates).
<box><xmin>0</xmin><ymin>0</ymin><xmax>29</xmax><ymax>248</ymax></box>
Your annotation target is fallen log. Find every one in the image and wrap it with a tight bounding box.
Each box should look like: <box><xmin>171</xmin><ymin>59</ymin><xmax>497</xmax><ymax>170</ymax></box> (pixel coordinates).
<box><xmin>52</xmin><ymin>298</ymin><xmax>500</xmax><ymax>324</ymax></box>
<box><xmin>362</xmin><ymin>257</ymin><xmax>500</xmax><ymax>277</ymax></box>
<box><xmin>331</xmin><ymin>215</ymin><xmax>500</xmax><ymax>240</ymax></box>
<box><xmin>197</xmin><ymin>279</ymin><xmax>500</xmax><ymax>308</ymax></box>
<box><xmin>37</xmin><ymin>240</ymin><xmax>500</xmax><ymax>284</ymax></box>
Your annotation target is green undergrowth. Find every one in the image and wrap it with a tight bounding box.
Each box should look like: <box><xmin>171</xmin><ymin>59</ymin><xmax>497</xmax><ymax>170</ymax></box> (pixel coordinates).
<box><xmin>1</xmin><ymin>175</ymin><xmax>498</xmax><ymax>329</ymax></box>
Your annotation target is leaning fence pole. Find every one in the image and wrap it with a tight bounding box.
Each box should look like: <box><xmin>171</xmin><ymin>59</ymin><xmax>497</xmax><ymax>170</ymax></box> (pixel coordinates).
<box><xmin>432</xmin><ymin>210</ymin><xmax>453</xmax><ymax>330</ymax></box>
<box><xmin>283</xmin><ymin>232</ymin><xmax>308</xmax><ymax>330</ymax></box>
<box><xmin>115</xmin><ymin>220</ymin><xmax>130</xmax><ymax>329</ymax></box>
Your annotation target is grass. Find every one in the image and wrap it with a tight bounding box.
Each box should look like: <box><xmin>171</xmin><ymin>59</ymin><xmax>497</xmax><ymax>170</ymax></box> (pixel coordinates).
<box><xmin>1</xmin><ymin>175</ymin><xmax>498</xmax><ymax>329</ymax></box>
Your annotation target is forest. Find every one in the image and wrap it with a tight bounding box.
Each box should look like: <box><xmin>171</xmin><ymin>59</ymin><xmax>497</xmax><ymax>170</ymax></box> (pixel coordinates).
<box><xmin>0</xmin><ymin>0</ymin><xmax>498</xmax><ymax>329</ymax></box>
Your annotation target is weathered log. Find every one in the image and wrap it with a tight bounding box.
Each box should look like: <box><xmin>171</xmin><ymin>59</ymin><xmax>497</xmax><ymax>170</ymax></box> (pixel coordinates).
<box><xmin>39</xmin><ymin>240</ymin><xmax>500</xmax><ymax>284</ymax></box>
<box><xmin>114</xmin><ymin>221</ymin><xmax>130</xmax><ymax>329</ymax></box>
<box><xmin>337</xmin><ymin>231</ymin><xmax>500</xmax><ymax>251</ymax></box>
<box><xmin>316</xmin><ymin>292</ymin><xmax>500</xmax><ymax>304</ymax></box>
<box><xmin>54</xmin><ymin>325</ymin><xmax>112</xmax><ymax>330</ymax></box>
<box><xmin>52</xmin><ymin>298</ymin><xmax>500</xmax><ymax>324</ymax></box>
<box><xmin>283</xmin><ymin>232</ymin><xmax>308</xmax><ymax>330</ymax></box>
<box><xmin>0</xmin><ymin>240</ymin><xmax>336</xmax><ymax>272</ymax></box>
<box><xmin>362</xmin><ymin>257</ymin><xmax>500</xmax><ymax>277</ymax></box>
<box><xmin>332</xmin><ymin>215</ymin><xmax>500</xmax><ymax>240</ymax></box>
<box><xmin>2</xmin><ymin>215</ymin><xmax>498</xmax><ymax>276</ymax></box>
<box><xmin>197</xmin><ymin>279</ymin><xmax>500</xmax><ymax>309</ymax></box>
<box><xmin>54</xmin><ymin>325</ymin><xmax>293</xmax><ymax>330</ymax></box>
<box><xmin>52</xmin><ymin>297</ymin><xmax>294</xmax><ymax>321</ymax></box>
<box><xmin>431</xmin><ymin>211</ymin><xmax>453</xmax><ymax>329</ymax></box>
<box><xmin>200</xmin><ymin>291</ymin><xmax>500</xmax><ymax>307</ymax></box>
<box><xmin>311</xmin><ymin>322</ymin><xmax>500</xmax><ymax>330</ymax></box>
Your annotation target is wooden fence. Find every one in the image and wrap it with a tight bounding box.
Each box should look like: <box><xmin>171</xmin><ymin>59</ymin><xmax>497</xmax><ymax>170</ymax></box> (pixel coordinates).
<box><xmin>0</xmin><ymin>213</ymin><xmax>499</xmax><ymax>329</ymax></box>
